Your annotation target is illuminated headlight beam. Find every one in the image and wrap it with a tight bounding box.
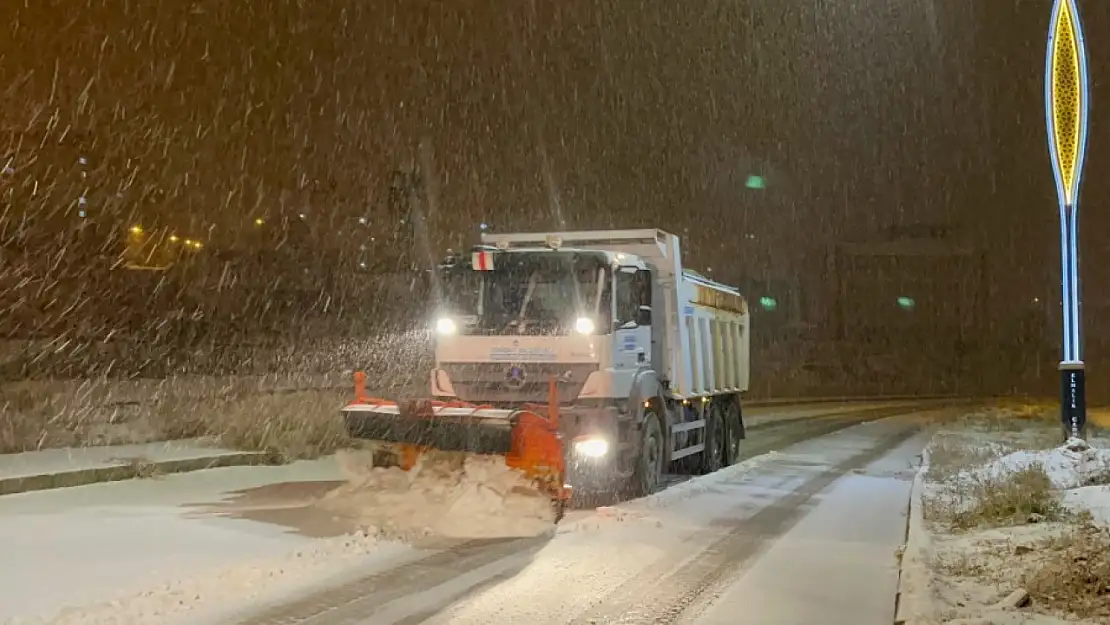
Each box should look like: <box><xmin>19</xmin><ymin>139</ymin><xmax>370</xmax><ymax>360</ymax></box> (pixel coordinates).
<box><xmin>574</xmin><ymin>317</ymin><xmax>595</xmax><ymax>335</ymax></box>
<box><xmin>573</xmin><ymin>437</ymin><xmax>609</xmax><ymax>458</ymax></box>
<box><xmin>435</xmin><ymin>317</ymin><xmax>457</xmax><ymax>335</ymax></box>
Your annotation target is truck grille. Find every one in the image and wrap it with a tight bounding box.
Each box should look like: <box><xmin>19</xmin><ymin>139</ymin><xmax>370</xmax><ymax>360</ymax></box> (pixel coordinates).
<box><xmin>440</xmin><ymin>362</ymin><xmax>597</xmax><ymax>404</ymax></box>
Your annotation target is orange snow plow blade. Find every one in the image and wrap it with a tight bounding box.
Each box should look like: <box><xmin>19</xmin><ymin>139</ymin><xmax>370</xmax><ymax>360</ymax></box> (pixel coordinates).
<box><xmin>341</xmin><ymin>372</ymin><xmax>568</xmax><ymax>502</ymax></box>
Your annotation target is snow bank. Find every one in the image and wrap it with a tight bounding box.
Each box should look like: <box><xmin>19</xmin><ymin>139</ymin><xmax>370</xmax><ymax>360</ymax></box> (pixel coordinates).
<box><xmin>932</xmin><ymin>437</ymin><xmax>1110</xmax><ymax>527</ymax></box>
<box><xmin>1063</xmin><ymin>486</ymin><xmax>1110</xmax><ymax>526</ymax></box>
<box><xmin>972</xmin><ymin>438</ymin><xmax>1110</xmax><ymax>490</ymax></box>
<box><xmin>318</xmin><ymin>451</ymin><xmax>555</xmax><ymax>542</ymax></box>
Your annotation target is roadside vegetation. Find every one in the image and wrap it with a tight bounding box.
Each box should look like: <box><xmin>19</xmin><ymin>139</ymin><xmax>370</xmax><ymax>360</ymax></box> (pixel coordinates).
<box><xmin>154</xmin><ymin>388</ymin><xmax>353</xmax><ymax>461</ymax></box>
<box><xmin>917</xmin><ymin>404</ymin><xmax>1110</xmax><ymax>624</ymax></box>
<box><xmin>0</xmin><ymin>362</ymin><xmax>428</xmax><ymax>459</ymax></box>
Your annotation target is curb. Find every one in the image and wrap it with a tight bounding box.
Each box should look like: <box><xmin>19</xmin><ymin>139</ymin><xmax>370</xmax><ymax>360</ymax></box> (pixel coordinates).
<box><xmin>894</xmin><ymin>446</ymin><xmax>934</xmax><ymax>625</ymax></box>
<box><xmin>0</xmin><ymin>451</ymin><xmax>283</xmax><ymax>497</ymax></box>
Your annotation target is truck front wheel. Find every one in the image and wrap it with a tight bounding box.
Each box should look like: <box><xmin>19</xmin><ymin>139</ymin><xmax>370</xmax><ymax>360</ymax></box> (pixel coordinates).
<box><xmin>629</xmin><ymin>411</ymin><xmax>664</xmax><ymax>497</ymax></box>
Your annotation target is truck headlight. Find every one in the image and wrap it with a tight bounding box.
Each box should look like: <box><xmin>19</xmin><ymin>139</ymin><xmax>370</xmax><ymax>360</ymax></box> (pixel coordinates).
<box><xmin>435</xmin><ymin>317</ymin><xmax>457</xmax><ymax>335</ymax></box>
<box><xmin>574</xmin><ymin>317</ymin><xmax>595</xmax><ymax>335</ymax></box>
<box><xmin>573</xmin><ymin>437</ymin><xmax>609</xmax><ymax>458</ymax></box>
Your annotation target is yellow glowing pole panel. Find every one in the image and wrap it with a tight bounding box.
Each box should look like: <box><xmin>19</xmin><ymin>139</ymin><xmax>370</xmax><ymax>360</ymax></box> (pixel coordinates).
<box><xmin>1047</xmin><ymin>0</ymin><xmax>1089</xmax><ymax>208</ymax></box>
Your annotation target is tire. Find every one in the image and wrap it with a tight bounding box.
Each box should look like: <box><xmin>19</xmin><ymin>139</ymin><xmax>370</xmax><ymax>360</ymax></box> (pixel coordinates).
<box><xmin>700</xmin><ymin>403</ymin><xmax>725</xmax><ymax>474</ymax></box>
<box><xmin>724</xmin><ymin>399</ymin><xmax>743</xmax><ymax>465</ymax></box>
<box><xmin>553</xmin><ymin>498</ymin><xmax>567</xmax><ymax>523</ymax></box>
<box><xmin>629</xmin><ymin>411</ymin><xmax>665</xmax><ymax>497</ymax></box>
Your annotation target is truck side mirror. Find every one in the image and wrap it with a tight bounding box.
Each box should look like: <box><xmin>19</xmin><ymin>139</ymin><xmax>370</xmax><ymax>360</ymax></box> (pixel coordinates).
<box><xmin>636</xmin><ymin>305</ymin><xmax>652</xmax><ymax>326</ymax></box>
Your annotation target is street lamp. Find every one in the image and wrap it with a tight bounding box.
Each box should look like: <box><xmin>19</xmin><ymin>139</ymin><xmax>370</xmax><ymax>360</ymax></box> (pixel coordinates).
<box><xmin>1045</xmin><ymin>0</ymin><xmax>1091</xmax><ymax>440</ymax></box>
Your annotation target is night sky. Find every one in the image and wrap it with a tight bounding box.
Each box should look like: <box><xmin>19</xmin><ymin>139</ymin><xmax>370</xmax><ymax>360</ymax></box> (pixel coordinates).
<box><xmin>1</xmin><ymin>1</ymin><xmax>1109</xmax><ymax>386</ymax></box>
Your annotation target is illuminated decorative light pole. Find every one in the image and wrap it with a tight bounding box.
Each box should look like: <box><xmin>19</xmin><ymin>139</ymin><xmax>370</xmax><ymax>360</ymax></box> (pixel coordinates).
<box><xmin>1045</xmin><ymin>0</ymin><xmax>1091</xmax><ymax>440</ymax></box>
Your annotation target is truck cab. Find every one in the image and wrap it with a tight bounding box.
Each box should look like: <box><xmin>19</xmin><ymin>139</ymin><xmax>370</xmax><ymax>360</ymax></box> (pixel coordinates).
<box><xmin>431</xmin><ymin>242</ymin><xmax>653</xmax><ymax>409</ymax></box>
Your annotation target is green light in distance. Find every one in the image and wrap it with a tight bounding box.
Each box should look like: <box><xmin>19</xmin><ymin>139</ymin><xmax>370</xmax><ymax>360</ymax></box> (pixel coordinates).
<box><xmin>897</xmin><ymin>296</ymin><xmax>916</xmax><ymax>310</ymax></box>
<box><xmin>759</xmin><ymin>296</ymin><xmax>778</xmax><ymax>311</ymax></box>
<box><xmin>745</xmin><ymin>175</ymin><xmax>766</xmax><ymax>190</ymax></box>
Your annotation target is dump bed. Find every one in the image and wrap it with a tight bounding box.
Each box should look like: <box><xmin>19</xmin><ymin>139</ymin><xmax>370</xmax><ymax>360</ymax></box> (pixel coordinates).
<box><xmin>672</xmin><ymin>269</ymin><xmax>751</xmax><ymax>398</ymax></box>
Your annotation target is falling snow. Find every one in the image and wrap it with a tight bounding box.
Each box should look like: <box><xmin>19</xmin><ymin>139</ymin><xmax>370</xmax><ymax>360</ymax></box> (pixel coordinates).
<box><xmin>2</xmin><ymin>2</ymin><xmax>1110</xmax><ymax>624</ymax></box>
<box><xmin>2</xmin><ymin>3</ymin><xmax>1105</xmax><ymax>455</ymax></box>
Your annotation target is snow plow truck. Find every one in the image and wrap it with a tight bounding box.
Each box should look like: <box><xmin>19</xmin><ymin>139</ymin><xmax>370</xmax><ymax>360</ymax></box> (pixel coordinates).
<box><xmin>342</xmin><ymin>229</ymin><xmax>751</xmax><ymax>515</ymax></box>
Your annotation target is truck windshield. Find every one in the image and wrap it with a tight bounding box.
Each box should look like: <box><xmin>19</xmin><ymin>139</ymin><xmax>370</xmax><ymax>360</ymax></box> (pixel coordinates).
<box><xmin>436</xmin><ymin>264</ymin><xmax>482</xmax><ymax>318</ymax></box>
<box><xmin>439</xmin><ymin>251</ymin><xmax>610</xmax><ymax>336</ymax></box>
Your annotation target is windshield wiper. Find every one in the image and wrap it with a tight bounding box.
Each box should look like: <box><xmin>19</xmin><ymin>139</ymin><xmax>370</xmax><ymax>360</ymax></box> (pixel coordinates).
<box><xmin>514</xmin><ymin>271</ymin><xmax>539</xmax><ymax>330</ymax></box>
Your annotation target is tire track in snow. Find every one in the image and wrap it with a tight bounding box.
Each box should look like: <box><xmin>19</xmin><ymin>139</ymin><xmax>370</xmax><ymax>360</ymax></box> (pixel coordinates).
<box><xmin>232</xmin><ymin>536</ymin><xmax>549</xmax><ymax>625</ymax></box>
<box><xmin>226</xmin><ymin>404</ymin><xmax>949</xmax><ymax>625</ymax></box>
<box><xmin>567</xmin><ymin>418</ymin><xmax>928</xmax><ymax>624</ymax></box>
<box><xmin>659</xmin><ymin>403</ymin><xmax>948</xmax><ymax>490</ymax></box>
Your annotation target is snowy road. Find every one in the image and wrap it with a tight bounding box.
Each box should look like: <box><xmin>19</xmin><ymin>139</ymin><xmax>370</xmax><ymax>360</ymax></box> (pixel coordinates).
<box><xmin>229</xmin><ymin>412</ymin><xmax>937</xmax><ymax>625</ymax></box>
<box><xmin>0</xmin><ymin>402</ymin><xmax>953</xmax><ymax>625</ymax></box>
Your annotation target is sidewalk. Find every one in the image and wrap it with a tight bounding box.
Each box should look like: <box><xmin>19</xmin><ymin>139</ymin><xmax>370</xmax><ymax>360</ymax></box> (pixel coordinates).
<box><xmin>0</xmin><ymin>440</ymin><xmax>279</xmax><ymax>496</ymax></box>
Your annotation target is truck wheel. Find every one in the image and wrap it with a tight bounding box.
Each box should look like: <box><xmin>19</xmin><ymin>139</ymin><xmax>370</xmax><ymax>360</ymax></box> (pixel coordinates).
<box><xmin>630</xmin><ymin>411</ymin><xmax>664</xmax><ymax>497</ymax></box>
<box><xmin>553</xmin><ymin>498</ymin><xmax>567</xmax><ymax>523</ymax></box>
<box><xmin>724</xmin><ymin>400</ymin><xmax>743</xmax><ymax>465</ymax></box>
<box><xmin>700</xmin><ymin>404</ymin><xmax>725</xmax><ymax>474</ymax></box>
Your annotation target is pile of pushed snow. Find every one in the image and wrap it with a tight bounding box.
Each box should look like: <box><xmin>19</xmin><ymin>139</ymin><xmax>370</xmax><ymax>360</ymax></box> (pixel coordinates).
<box><xmin>972</xmin><ymin>438</ymin><xmax>1110</xmax><ymax>490</ymax></box>
<box><xmin>318</xmin><ymin>451</ymin><xmax>555</xmax><ymax>542</ymax></box>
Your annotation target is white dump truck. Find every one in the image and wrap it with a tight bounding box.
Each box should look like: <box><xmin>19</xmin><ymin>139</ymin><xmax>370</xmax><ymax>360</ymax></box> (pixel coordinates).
<box><xmin>343</xmin><ymin>229</ymin><xmax>751</xmax><ymax>505</ymax></box>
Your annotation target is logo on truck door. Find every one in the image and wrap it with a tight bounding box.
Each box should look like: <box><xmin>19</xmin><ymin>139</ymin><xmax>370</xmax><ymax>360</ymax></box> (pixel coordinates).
<box><xmin>621</xmin><ymin>333</ymin><xmax>638</xmax><ymax>352</ymax></box>
<box><xmin>504</xmin><ymin>365</ymin><xmax>527</xmax><ymax>389</ymax></box>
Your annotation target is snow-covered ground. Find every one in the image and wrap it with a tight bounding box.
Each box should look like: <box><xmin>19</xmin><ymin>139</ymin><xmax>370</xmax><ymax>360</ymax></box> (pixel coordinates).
<box><xmin>0</xmin><ymin>460</ymin><xmax>412</xmax><ymax>625</ymax></box>
<box><xmin>404</xmin><ymin>416</ymin><xmax>930</xmax><ymax>625</ymax></box>
<box><xmin>0</xmin><ymin>408</ymin><xmax>936</xmax><ymax>625</ymax></box>
<box><xmin>688</xmin><ymin>432</ymin><xmax>923</xmax><ymax>625</ymax></box>
<box><xmin>0</xmin><ymin>446</ymin><xmax>574</xmax><ymax>625</ymax></box>
<box><xmin>906</xmin><ymin>405</ymin><xmax>1110</xmax><ymax>625</ymax></box>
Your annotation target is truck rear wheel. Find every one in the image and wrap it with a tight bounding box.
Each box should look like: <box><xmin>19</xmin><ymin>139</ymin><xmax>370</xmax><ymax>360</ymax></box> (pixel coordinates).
<box><xmin>629</xmin><ymin>411</ymin><xmax>664</xmax><ymax>497</ymax></box>
<box><xmin>700</xmin><ymin>403</ymin><xmax>725</xmax><ymax>474</ymax></box>
<box><xmin>724</xmin><ymin>400</ymin><xmax>743</xmax><ymax>465</ymax></box>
